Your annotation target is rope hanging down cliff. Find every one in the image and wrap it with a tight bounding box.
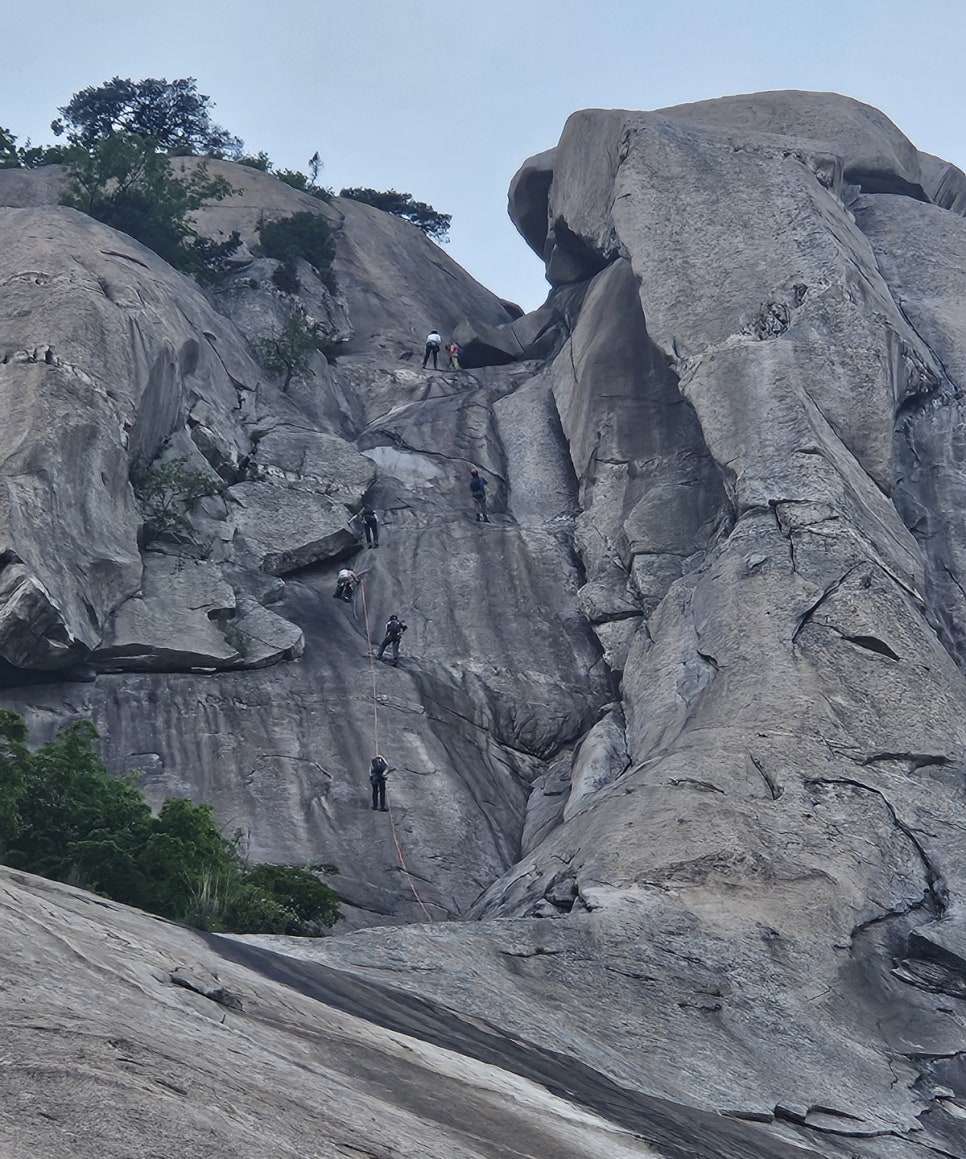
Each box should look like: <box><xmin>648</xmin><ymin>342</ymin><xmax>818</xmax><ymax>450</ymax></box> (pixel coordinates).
<box><xmin>359</xmin><ymin>579</ymin><xmax>433</xmax><ymax>922</ymax></box>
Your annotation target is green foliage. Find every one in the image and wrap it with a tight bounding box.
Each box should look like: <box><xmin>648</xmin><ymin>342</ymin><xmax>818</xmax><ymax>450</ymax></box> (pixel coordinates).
<box><xmin>274</xmin><ymin>168</ymin><xmax>307</xmax><ymax>190</ymax></box>
<box><xmin>339</xmin><ymin>187</ymin><xmax>451</xmax><ymax>241</ymax></box>
<box><xmin>52</xmin><ymin>76</ymin><xmax>242</xmax><ymax>156</ymax></box>
<box><xmin>228</xmin><ymin>864</ymin><xmax>341</xmax><ymax>935</ymax></box>
<box><xmin>254</xmin><ymin>310</ymin><xmax>337</xmax><ymax>389</ymax></box>
<box><xmin>257</xmin><ymin>211</ymin><xmax>335</xmax><ymax>286</ymax></box>
<box><xmin>237</xmin><ymin>151</ymin><xmax>273</xmax><ymax>171</ymax></box>
<box><xmin>274</xmin><ymin>169</ymin><xmax>332</xmax><ymax>202</ymax></box>
<box><xmin>0</xmin><ymin>126</ymin><xmax>18</xmax><ymax>169</ymax></box>
<box><xmin>0</xmin><ymin>710</ymin><xmax>29</xmax><ymax>851</ymax></box>
<box><xmin>2</xmin><ymin>717</ymin><xmax>153</xmax><ymax>893</ymax></box>
<box><xmin>0</xmin><ymin>127</ymin><xmax>69</xmax><ymax>169</ymax></box>
<box><xmin>235</xmin><ymin>151</ymin><xmax>330</xmax><ymax>200</ymax></box>
<box><xmin>271</xmin><ymin>259</ymin><xmax>301</xmax><ymax>294</ymax></box>
<box><xmin>131</xmin><ymin>455</ymin><xmax>222</xmax><ymax>543</ymax></box>
<box><xmin>60</xmin><ymin>133</ymin><xmax>238</xmax><ymax>276</ymax></box>
<box><xmin>0</xmin><ymin>711</ymin><xmax>340</xmax><ymax>934</ymax></box>
<box><xmin>190</xmin><ymin>230</ymin><xmax>243</xmax><ymax>283</ymax></box>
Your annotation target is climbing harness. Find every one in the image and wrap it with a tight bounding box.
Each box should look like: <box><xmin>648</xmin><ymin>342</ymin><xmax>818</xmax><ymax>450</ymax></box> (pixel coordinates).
<box><xmin>359</xmin><ymin>578</ymin><xmax>433</xmax><ymax>922</ymax></box>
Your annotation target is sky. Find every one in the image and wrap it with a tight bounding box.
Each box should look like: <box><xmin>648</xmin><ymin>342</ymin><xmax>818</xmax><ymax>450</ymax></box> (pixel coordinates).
<box><xmin>5</xmin><ymin>0</ymin><xmax>966</xmax><ymax>312</ymax></box>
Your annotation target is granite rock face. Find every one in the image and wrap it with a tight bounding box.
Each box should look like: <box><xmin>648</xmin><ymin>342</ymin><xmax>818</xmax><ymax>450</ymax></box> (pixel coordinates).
<box><xmin>4</xmin><ymin>92</ymin><xmax>966</xmax><ymax>1157</ymax></box>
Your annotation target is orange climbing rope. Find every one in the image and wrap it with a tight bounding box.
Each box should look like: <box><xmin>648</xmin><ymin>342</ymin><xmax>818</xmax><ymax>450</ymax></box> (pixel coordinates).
<box><xmin>359</xmin><ymin>578</ymin><xmax>433</xmax><ymax>922</ymax></box>
<box><xmin>386</xmin><ymin>799</ymin><xmax>433</xmax><ymax>922</ymax></box>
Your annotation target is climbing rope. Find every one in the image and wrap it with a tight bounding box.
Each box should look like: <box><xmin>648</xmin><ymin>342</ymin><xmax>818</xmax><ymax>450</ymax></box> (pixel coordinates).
<box><xmin>359</xmin><ymin>576</ymin><xmax>433</xmax><ymax>922</ymax></box>
<box><xmin>386</xmin><ymin>796</ymin><xmax>433</xmax><ymax>922</ymax></box>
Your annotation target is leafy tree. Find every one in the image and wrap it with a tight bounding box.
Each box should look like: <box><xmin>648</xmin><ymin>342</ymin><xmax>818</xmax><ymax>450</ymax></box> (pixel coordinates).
<box><xmin>237</xmin><ymin>151</ymin><xmax>273</xmax><ymax>171</ymax></box>
<box><xmin>60</xmin><ymin>134</ymin><xmax>238</xmax><ymax>276</ymax></box>
<box><xmin>258</xmin><ymin>211</ymin><xmax>335</xmax><ymax>276</ymax></box>
<box><xmin>0</xmin><ymin>711</ymin><xmax>341</xmax><ymax>934</ymax></box>
<box><xmin>228</xmin><ymin>864</ymin><xmax>341</xmax><ymax>935</ymax></box>
<box><xmin>0</xmin><ymin>126</ymin><xmax>18</xmax><ymax>169</ymax></box>
<box><xmin>257</xmin><ymin>211</ymin><xmax>336</xmax><ymax>293</ymax></box>
<box><xmin>2</xmin><ymin>718</ymin><xmax>152</xmax><ymax>890</ymax></box>
<box><xmin>271</xmin><ymin>259</ymin><xmax>302</xmax><ymax>294</ymax></box>
<box><xmin>190</xmin><ymin>230</ymin><xmax>243</xmax><ymax>282</ymax></box>
<box><xmin>339</xmin><ymin>187</ymin><xmax>451</xmax><ymax>242</ymax></box>
<box><xmin>0</xmin><ymin>128</ymin><xmax>67</xmax><ymax>169</ymax></box>
<box><xmin>274</xmin><ymin>169</ymin><xmax>309</xmax><ymax>192</ymax></box>
<box><xmin>52</xmin><ymin>76</ymin><xmax>242</xmax><ymax>156</ymax></box>
<box><xmin>254</xmin><ymin>310</ymin><xmax>335</xmax><ymax>389</ymax></box>
<box><xmin>0</xmin><ymin>711</ymin><xmax>30</xmax><ymax>851</ymax></box>
<box><xmin>131</xmin><ymin>455</ymin><xmax>223</xmax><ymax>543</ymax></box>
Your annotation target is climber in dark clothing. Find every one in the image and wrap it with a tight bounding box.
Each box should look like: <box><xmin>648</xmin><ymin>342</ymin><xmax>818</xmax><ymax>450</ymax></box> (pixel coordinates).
<box><xmin>361</xmin><ymin>505</ymin><xmax>379</xmax><ymax>548</ymax></box>
<box><xmin>369</xmin><ymin>754</ymin><xmax>390</xmax><ymax>811</ymax></box>
<box><xmin>377</xmin><ymin>614</ymin><xmax>407</xmax><ymax>665</ymax></box>
<box><xmin>469</xmin><ymin>468</ymin><xmax>489</xmax><ymax>522</ymax></box>
<box><xmin>352</xmin><ymin>503</ymin><xmax>378</xmax><ymax>547</ymax></box>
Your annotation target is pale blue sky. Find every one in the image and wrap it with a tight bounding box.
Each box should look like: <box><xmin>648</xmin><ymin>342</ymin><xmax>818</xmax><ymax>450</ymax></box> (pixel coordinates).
<box><xmin>5</xmin><ymin>0</ymin><xmax>966</xmax><ymax>310</ymax></box>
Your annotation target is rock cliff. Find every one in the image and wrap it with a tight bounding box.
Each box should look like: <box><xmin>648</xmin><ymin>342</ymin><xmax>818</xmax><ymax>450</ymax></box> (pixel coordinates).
<box><xmin>4</xmin><ymin>91</ymin><xmax>966</xmax><ymax>1157</ymax></box>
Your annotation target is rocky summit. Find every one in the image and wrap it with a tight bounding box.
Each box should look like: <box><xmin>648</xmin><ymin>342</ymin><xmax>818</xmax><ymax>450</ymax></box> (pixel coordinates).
<box><xmin>3</xmin><ymin>90</ymin><xmax>966</xmax><ymax>1158</ymax></box>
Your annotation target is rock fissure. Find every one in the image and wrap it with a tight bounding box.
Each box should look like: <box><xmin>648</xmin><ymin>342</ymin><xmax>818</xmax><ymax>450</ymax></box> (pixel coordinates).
<box><xmin>791</xmin><ymin>566</ymin><xmax>865</xmax><ymax>641</ymax></box>
<box><xmin>806</xmin><ymin>775</ymin><xmax>948</xmax><ymax>920</ymax></box>
<box><xmin>840</xmin><ymin>632</ymin><xmax>902</xmax><ymax>661</ymax></box>
<box><xmin>748</xmin><ymin>754</ymin><xmax>781</xmax><ymax>801</ymax></box>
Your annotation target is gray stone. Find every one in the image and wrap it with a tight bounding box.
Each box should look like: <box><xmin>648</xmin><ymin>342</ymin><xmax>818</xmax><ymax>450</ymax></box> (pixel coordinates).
<box><xmin>917</xmin><ymin>150</ymin><xmax>966</xmax><ymax>214</ymax></box>
<box><xmin>8</xmin><ymin>92</ymin><xmax>966</xmax><ymax>1159</ymax></box>
<box><xmin>97</xmin><ymin>554</ymin><xmax>239</xmax><ymax>670</ymax></box>
<box><xmin>223</xmin><ymin>597</ymin><xmax>304</xmax><ymax>667</ymax></box>
<box><xmin>227</xmin><ymin>480</ymin><xmax>357</xmax><ymax>574</ymax></box>
<box><xmin>507</xmin><ymin>147</ymin><xmax>555</xmax><ymax>257</ymax></box>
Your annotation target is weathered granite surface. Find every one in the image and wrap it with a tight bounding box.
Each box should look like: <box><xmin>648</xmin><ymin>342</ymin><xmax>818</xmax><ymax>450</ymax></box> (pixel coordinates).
<box><xmin>4</xmin><ymin>92</ymin><xmax>966</xmax><ymax>1156</ymax></box>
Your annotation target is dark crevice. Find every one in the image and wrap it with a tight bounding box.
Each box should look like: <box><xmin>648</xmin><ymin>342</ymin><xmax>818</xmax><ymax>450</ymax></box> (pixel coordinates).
<box><xmin>670</xmin><ymin>777</ymin><xmax>726</xmax><ymax>795</ymax></box>
<box><xmin>100</xmin><ymin>249</ymin><xmax>151</xmax><ymax>269</ymax></box>
<box><xmin>842</xmin><ymin>633</ymin><xmax>901</xmax><ymax>661</ymax></box>
<box><xmin>749</xmin><ymin>754</ymin><xmax>781</xmax><ymax>801</ymax></box>
<box><xmin>861</xmin><ymin>752</ymin><xmax>950</xmax><ymax>771</ymax></box>
<box><xmin>847</xmin><ymin>170</ymin><xmax>929</xmax><ymax>201</ymax></box>
<box><xmin>791</xmin><ymin>565</ymin><xmax>864</xmax><ymax>642</ymax></box>
<box><xmin>850</xmin><ymin>889</ymin><xmax>934</xmax><ymax>937</ymax></box>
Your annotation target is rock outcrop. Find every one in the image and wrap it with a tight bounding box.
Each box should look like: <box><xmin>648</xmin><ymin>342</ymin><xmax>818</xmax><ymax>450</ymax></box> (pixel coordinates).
<box><xmin>4</xmin><ymin>91</ymin><xmax>966</xmax><ymax>1156</ymax></box>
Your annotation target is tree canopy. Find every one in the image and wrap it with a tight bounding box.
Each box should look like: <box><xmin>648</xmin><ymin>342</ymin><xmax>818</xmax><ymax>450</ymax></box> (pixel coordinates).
<box><xmin>339</xmin><ymin>187</ymin><xmax>451</xmax><ymax>241</ymax></box>
<box><xmin>254</xmin><ymin>309</ymin><xmax>336</xmax><ymax>388</ymax></box>
<box><xmin>60</xmin><ymin>134</ymin><xmax>239</xmax><ymax>277</ymax></box>
<box><xmin>0</xmin><ymin>710</ymin><xmax>340</xmax><ymax>935</ymax></box>
<box><xmin>52</xmin><ymin>76</ymin><xmax>242</xmax><ymax>156</ymax></box>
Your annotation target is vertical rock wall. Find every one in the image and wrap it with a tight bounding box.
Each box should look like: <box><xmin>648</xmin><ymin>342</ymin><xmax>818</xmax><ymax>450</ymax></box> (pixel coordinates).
<box><xmin>5</xmin><ymin>93</ymin><xmax>966</xmax><ymax>1156</ymax></box>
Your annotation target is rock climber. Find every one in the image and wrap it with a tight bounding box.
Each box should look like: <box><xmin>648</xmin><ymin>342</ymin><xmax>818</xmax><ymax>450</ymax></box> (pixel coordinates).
<box><xmin>447</xmin><ymin>340</ymin><xmax>462</xmax><ymax>370</ymax></box>
<box><xmin>369</xmin><ymin>754</ymin><xmax>390</xmax><ymax>811</ymax></box>
<box><xmin>361</xmin><ymin>505</ymin><xmax>379</xmax><ymax>548</ymax></box>
<box><xmin>469</xmin><ymin>468</ymin><xmax>489</xmax><ymax>522</ymax></box>
<box><xmin>422</xmin><ymin>329</ymin><xmax>442</xmax><ymax>369</ymax></box>
<box><xmin>377</xmin><ymin>614</ymin><xmax>408</xmax><ymax>666</ymax></box>
<box><xmin>334</xmin><ymin>567</ymin><xmax>358</xmax><ymax>603</ymax></box>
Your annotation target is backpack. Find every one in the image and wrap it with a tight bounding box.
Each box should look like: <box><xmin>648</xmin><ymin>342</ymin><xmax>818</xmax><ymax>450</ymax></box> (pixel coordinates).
<box><xmin>370</xmin><ymin>757</ymin><xmax>388</xmax><ymax>780</ymax></box>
